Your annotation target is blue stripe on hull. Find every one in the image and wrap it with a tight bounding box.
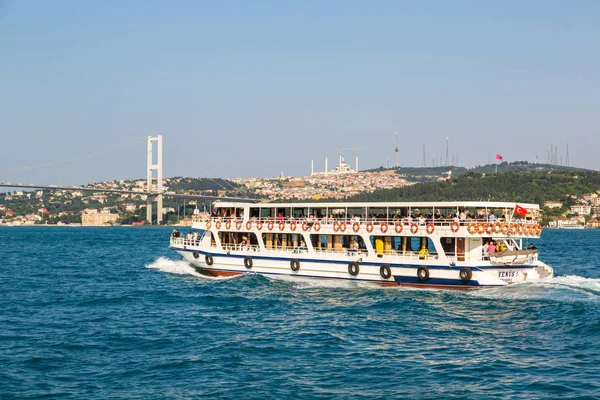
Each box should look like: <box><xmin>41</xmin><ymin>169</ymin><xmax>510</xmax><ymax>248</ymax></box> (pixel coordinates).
<box><xmin>174</xmin><ymin>249</ymin><xmax>507</xmax><ymax>289</ymax></box>
<box><xmin>172</xmin><ymin>247</ymin><xmax>535</xmax><ymax>272</ymax></box>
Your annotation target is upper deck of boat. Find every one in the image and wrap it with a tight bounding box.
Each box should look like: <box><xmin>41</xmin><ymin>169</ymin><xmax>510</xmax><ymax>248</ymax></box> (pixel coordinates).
<box><xmin>213</xmin><ymin>200</ymin><xmax>539</xmax><ymax>211</ymax></box>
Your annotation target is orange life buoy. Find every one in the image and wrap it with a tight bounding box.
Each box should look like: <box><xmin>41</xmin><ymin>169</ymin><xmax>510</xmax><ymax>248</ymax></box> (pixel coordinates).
<box><xmin>516</xmin><ymin>225</ymin><xmax>523</xmax><ymax>235</ymax></box>
<box><xmin>426</xmin><ymin>224</ymin><xmax>435</xmax><ymax>234</ymax></box>
<box><xmin>256</xmin><ymin>221</ymin><xmax>263</xmax><ymax>230</ymax></box>
<box><xmin>494</xmin><ymin>222</ymin><xmax>501</xmax><ymax>233</ymax></box>
<box><xmin>206</xmin><ymin>221</ymin><xmax>212</xmax><ymax>229</ymax></box>
<box><xmin>485</xmin><ymin>223</ymin><xmax>493</xmax><ymax>234</ymax></box>
<box><xmin>279</xmin><ymin>221</ymin><xmax>285</xmax><ymax>231</ymax></box>
<box><xmin>501</xmin><ymin>223</ymin><xmax>509</xmax><ymax>235</ymax></box>
<box><xmin>476</xmin><ymin>223</ymin><xmax>484</xmax><ymax>234</ymax></box>
<box><xmin>225</xmin><ymin>220</ymin><xmax>231</xmax><ymax>230</ymax></box>
<box><xmin>410</xmin><ymin>222</ymin><xmax>419</xmax><ymax>234</ymax></box>
<box><xmin>467</xmin><ymin>223</ymin><xmax>476</xmax><ymax>234</ymax></box>
<box><xmin>509</xmin><ymin>224</ymin><xmax>517</xmax><ymax>235</ymax></box>
<box><xmin>314</xmin><ymin>221</ymin><xmax>321</xmax><ymax>231</ymax></box>
<box><xmin>290</xmin><ymin>221</ymin><xmax>297</xmax><ymax>231</ymax></box>
<box><xmin>236</xmin><ymin>220</ymin><xmax>242</xmax><ymax>230</ymax></box>
<box><xmin>267</xmin><ymin>221</ymin><xmax>274</xmax><ymax>231</ymax></box>
<box><xmin>451</xmin><ymin>221</ymin><xmax>460</xmax><ymax>233</ymax></box>
<box><xmin>302</xmin><ymin>221</ymin><xmax>309</xmax><ymax>231</ymax></box>
<box><xmin>395</xmin><ymin>222</ymin><xmax>403</xmax><ymax>234</ymax></box>
<box><xmin>366</xmin><ymin>222</ymin><xmax>374</xmax><ymax>233</ymax></box>
<box><xmin>353</xmin><ymin>222</ymin><xmax>360</xmax><ymax>233</ymax></box>
<box><xmin>333</xmin><ymin>221</ymin><xmax>340</xmax><ymax>232</ymax></box>
<box><xmin>246</xmin><ymin>221</ymin><xmax>252</xmax><ymax>230</ymax></box>
<box><xmin>380</xmin><ymin>222</ymin><xmax>388</xmax><ymax>233</ymax></box>
<box><xmin>339</xmin><ymin>222</ymin><xmax>347</xmax><ymax>232</ymax></box>
<box><xmin>215</xmin><ymin>220</ymin><xmax>222</xmax><ymax>229</ymax></box>
<box><xmin>522</xmin><ymin>225</ymin><xmax>530</xmax><ymax>235</ymax></box>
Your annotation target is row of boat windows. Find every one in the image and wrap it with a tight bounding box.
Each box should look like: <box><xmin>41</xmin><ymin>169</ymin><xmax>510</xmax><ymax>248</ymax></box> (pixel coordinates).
<box><xmin>215</xmin><ymin>207</ymin><xmax>516</xmax><ymax>221</ymax></box>
<box><xmin>211</xmin><ymin>231</ymin><xmax>449</xmax><ymax>255</ymax></box>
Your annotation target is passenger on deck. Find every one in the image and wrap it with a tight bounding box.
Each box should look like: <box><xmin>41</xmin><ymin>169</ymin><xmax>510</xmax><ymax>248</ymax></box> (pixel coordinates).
<box><xmin>238</xmin><ymin>236</ymin><xmax>248</xmax><ymax>250</ymax></box>
<box><xmin>489</xmin><ymin>212</ymin><xmax>495</xmax><ymax>223</ymax></box>
<box><xmin>488</xmin><ymin>241</ymin><xmax>496</xmax><ymax>253</ymax></box>
<box><xmin>482</xmin><ymin>241</ymin><xmax>489</xmax><ymax>256</ymax></box>
<box><xmin>529</xmin><ymin>243</ymin><xmax>537</xmax><ymax>251</ymax></box>
<box><xmin>171</xmin><ymin>229</ymin><xmax>180</xmax><ymax>238</ymax></box>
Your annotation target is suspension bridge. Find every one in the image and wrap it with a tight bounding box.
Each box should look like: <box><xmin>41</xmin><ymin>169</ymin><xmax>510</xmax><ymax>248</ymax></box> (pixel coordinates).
<box><xmin>0</xmin><ymin>136</ymin><xmax>259</xmax><ymax>224</ymax></box>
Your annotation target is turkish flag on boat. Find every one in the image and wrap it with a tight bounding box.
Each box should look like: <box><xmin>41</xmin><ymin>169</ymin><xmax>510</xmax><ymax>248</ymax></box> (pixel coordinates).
<box><xmin>495</xmin><ymin>154</ymin><xmax>503</xmax><ymax>160</ymax></box>
<box><xmin>513</xmin><ymin>204</ymin><xmax>527</xmax><ymax>217</ymax></box>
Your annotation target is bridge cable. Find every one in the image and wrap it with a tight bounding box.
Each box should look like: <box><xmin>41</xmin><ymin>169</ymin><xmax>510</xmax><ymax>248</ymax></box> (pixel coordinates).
<box><xmin>0</xmin><ymin>138</ymin><xmax>146</xmax><ymax>174</ymax></box>
<box><xmin>162</xmin><ymin>143</ymin><xmax>258</xmax><ymax>200</ymax></box>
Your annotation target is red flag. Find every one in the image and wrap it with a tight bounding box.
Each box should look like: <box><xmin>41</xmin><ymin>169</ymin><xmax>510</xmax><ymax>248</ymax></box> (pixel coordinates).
<box><xmin>39</xmin><ymin>208</ymin><xmax>49</xmax><ymax>214</ymax></box>
<box><xmin>495</xmin><ymin>154</ymin><xmax>503</xmax><ymax>160</ymax></box>
<box><xmin>513</xmin><ymin>204</ymin><xmax>527</xmax><ymax>217</ymax></box>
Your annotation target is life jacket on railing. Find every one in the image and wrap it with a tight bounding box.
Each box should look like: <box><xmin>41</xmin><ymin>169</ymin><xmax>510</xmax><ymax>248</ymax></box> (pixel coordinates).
<box><xmin>418</xmin><ymin>248</ymin><xmax>429</xmax><ymax>260</ymax></box>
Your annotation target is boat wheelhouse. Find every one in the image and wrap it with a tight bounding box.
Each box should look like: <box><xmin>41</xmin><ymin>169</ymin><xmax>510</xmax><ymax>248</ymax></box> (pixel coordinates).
<box><xmin>169</xmin><ymin>201</ymin><xmax>553</xmax><ymax>289</ymax></box>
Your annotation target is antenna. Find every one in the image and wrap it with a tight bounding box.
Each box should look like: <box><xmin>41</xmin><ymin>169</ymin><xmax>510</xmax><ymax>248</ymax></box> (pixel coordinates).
<box><xmin>566</xmin><ymin>143</ymin><xmax>570</xmax><ymax>166</ymax></box>
<box><xmin>395</xmin><ymin>132</ymin><xmax>399</xmax><ymax>168</ymax></box>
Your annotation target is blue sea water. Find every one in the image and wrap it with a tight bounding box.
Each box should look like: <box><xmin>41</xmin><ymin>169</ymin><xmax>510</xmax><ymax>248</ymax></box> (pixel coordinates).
<box><xmin>1</xmin><ymin>227</ymin><xmax>599</xmax><ymax>399</ymax></box>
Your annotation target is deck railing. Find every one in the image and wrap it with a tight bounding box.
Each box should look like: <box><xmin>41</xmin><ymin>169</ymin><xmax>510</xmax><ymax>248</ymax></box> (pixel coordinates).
<box><xmin>202</xmin><ymin>216</ymin><xmax>541</xmax><ymax>236</ymax></box>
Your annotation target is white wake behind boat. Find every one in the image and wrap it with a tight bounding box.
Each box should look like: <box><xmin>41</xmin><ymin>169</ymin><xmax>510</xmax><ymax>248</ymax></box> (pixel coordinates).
<box><xmin>169</xmin><ymin>201</ymin><xmax>553</xmax><ymax>289</ymax></box>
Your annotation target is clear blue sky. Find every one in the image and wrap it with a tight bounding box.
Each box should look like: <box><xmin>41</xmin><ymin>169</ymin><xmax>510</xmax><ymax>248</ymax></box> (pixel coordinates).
<box><xmin>1</xmin><ymin>1</ymin><xmax>599</xmax><ymax>185</ymax></box>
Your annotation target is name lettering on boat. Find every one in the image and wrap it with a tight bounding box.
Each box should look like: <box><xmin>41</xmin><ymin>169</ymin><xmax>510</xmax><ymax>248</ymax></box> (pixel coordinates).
<box><xmin>498</xmin><ymin>270</ymin><xmax>519</xmax><ymax>279</ymax></box>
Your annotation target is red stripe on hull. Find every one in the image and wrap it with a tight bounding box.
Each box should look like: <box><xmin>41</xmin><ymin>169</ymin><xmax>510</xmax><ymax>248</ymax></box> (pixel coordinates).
<box><xmin>202</xmin><ymin>269</ymin><xmax>244</xmax><ymax>277</ymax></box>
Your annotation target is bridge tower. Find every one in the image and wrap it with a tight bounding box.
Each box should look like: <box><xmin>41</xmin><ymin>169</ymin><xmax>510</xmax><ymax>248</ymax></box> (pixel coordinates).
<box><xmin>146</xmin><ymin>136</ymin><xmax>163</xmax><ymax>224</ymax></box>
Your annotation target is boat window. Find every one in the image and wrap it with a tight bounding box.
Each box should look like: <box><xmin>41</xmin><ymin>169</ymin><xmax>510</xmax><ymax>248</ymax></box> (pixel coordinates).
<box><xmin>310</xmin><ymin>207</ymin><xmax>327</xmax><ymax>219</ymax></box>
<box><xmin>441</xmin><ymin>237</ymin><xmax>455</xmax><ymax>256</ymax></box>
<box><xmin>261</xmin><ymin>232</ymin><xmax>307</xmax><ymax>250</ymax></box>
<box><xmin>330</xmin><ymin>207</ymin><xmax>346</xmax><ymax>221</ymax></box>
<box><xmin>347</xmin><ymin>207</ymin><xmax>363</xmax><ymax>220</ymax></box>
<box><xmin>292</xmin><ymin>207</ymin><xmax>309</xmax><ymax>219</ymax></box>
<box><xmin>310</xmin><ymin>234</ymin><xmax>368</xmax><ymax>254</ymax></box>
<box><xmin>388</xmin><ymin>207</ymin><xmax>408</xmax><ymax>221</ymax></box>
<box><xmin>370</xmin><ymin>235</ymin><xmax>436</xmax><ymax>258</ymax></box>
<box><xmin>249</xmin><ymin>207</ymin><xmax>260</xmax><ymax>219</ymax></box>
<box><xmin>366</xmin><ymin>207</ymin><xmax>387</xmax><ymax>222</ymax></box>
<box><xmin>276</xmin><ymin>207</ymin><xmax>291</xmax><ymax>219</ymax></box>
<box><xmin>260</xmin><ymin>208</ymin><xmax>273</xmax><ymax>219</ymax></box>
<box><xmin>219</xmin><ymin>231</ymin><xmax>259</xmax><ymax>251</ymax></box>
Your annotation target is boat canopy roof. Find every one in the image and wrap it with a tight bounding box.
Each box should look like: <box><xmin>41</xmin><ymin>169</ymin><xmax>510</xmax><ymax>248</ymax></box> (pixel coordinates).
<box><xmin>213</xmin><ymin>201</ymin><xmax>539</xmax><ymax>210</ymax></box>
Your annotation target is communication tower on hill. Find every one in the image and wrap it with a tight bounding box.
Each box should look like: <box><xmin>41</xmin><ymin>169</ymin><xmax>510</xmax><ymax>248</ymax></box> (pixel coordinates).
<box><xmin>395</xmin><ymin>132</ymin><xmax>399</xmax><ymax>168</ymax></box>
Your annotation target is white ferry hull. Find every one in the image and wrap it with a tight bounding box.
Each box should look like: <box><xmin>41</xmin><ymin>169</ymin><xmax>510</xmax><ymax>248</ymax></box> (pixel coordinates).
<box><xmin>172</xmin><ymin>247</ymin><xmax>553</xmax><ymax>290</ymax></box>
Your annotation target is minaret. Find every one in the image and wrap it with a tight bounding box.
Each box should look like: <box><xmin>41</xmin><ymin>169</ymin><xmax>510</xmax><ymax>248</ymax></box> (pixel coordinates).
<box><xmin>566</xmin><ymin>144</ymin><xmax>570</xmax><ymax>166</ymax></box>
<box><xmin>311</xmin><ymin>159</ymin><xmax>314</xmax><ymax>176</ymax></box>
<box><xmin>355</xmin><ymin>152</ymin><xmax>359</xmax><ymax>173</ymax></box>
<box><xmin>422</xmin><ymin>143</ymin><xmax>427</xmax><ymax>168</ymax></box>
<box><xmin>446</xmin><ymin>136</ymin><xmax>449</xmax><ymax>166</ymax></box>
<box><xmin>395</xmin><ymin>132</ymin><xmax>399</xmax><ymax>168</ymax></box>
<box><xmin>325</xmin><ymin>155</ymin><xmax>328</xmax><ymax>176</ymax></box>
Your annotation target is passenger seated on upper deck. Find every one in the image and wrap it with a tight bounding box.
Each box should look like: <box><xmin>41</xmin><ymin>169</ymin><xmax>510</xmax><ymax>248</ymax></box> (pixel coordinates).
<box><xmin>238</xmin><ymin>236</ymin><xmax>248</xmax><ymax>250</ymax></box>
<box><xmin>497</xmin><ymin>242</ymin><xmax>506</xmax><ymax>252</ymax></box>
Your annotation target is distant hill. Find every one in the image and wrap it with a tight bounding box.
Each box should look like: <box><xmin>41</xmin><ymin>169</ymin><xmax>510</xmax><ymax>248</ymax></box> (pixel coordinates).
<box><xmin>363</xmin><ymin>161</ymin><xmax>595</xmax><ymax>183</ymax></box>
<box><xmin>347</xmin><ymin>169</ymin><xmax>600</xmax><ymax>204</ymax></box>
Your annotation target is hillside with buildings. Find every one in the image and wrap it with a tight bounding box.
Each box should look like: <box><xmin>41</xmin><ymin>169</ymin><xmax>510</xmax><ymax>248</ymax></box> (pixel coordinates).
<box><xmin>1</xmin><ymin>162</ymin><xmax>600</xmax><ymax>227</ymax></box>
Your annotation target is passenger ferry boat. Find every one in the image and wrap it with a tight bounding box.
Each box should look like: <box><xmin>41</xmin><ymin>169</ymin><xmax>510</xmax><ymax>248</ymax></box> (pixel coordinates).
<box><xmin>169</xmin><ymin>201</ymin><xmax>553</xmax><ymax>289</ymax></box>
